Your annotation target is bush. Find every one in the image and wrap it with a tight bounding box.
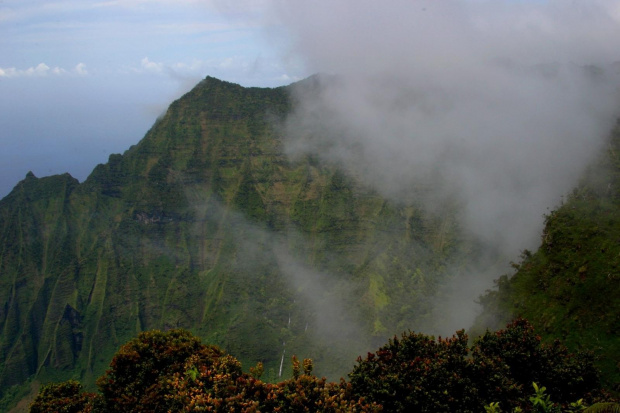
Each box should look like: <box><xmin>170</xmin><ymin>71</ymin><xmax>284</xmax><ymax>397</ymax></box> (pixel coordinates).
<box><xmin>169</xmin><ymin>355</ymin><xmax>380</xmax><ymax>412</ymax></box>
<box><xmin>30</xmin><ymin>322</ymin><xmax>608</xmax><ymax>412</ymax></box>
<box><xmin>349</xmin><ymin>319</ymin><xmax>602</xmax><ymax>412</ymax></box>
<box><xmin>30</xmin><ymin>380</ymin><xmax>95</xmax><ymax>413</ymax></box>
<box><xmin>95</xmin><ymin>329</ymin><xmax>224</xmax><ymax>413</ymax></box>
<box><xmin>472</xmin><ymin>319</ymin><xmax>601</xmax><ymax>411</ymax></box>
<box><xmin>349</xmin><ymin>329</ymin><xmax>476</xmax><ymax>412</ymax></box>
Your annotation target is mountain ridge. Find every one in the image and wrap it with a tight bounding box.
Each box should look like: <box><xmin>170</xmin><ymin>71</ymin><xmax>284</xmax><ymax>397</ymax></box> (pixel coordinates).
<box><xmin>2</xmin><ymin>75</ymin><xmax>618</xmax><ymax>411</ymax></box>
<box><xmin>0</xmin><ymin>76</ymin><xmax>478</xmax><ymax>408</ymax></box>
<box><xmin>474</xmin><ymin>119</ymin><xmax>620</xmax><ymax>390</ymax></box>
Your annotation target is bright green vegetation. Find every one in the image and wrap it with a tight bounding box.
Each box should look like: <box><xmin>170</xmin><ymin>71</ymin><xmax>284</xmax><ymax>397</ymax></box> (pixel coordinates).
<box><xmin>476</xmin><ymin>120</ymin><xmax>620</xmax><ymax>392</ymax></box>
<box><xmin>29</xmin><ymin>322</ymin><xmax>613</xmax><ymax>412</ymax></box>
<box><xmin>2</xmin><ymin>75</ymin><xmax>619</xmax><ymax>411</ymax></box>
<box><xmin>0</xmin><ymin>77</ymin><xmax>478</xmax><ymax>409</ymax></box>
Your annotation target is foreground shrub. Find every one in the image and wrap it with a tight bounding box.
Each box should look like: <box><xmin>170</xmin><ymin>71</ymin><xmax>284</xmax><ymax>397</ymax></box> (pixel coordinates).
<box><xmin>30</xmin><ymin>320</ymin><xmax>610</xmax><ymax>412</ymax></box>
<box><xmin>349</xmin><ymin>319</ymin><xmax>603</xmax><ymax>412</ymax></box>
<box><xmin>95</xmin><ymin>329</ymin><xmax>224</xmax><ymax>413</ymax></box>
<box><xmin>349</xmin><ymin>329</ymin><xmax>477</xmax><ymax>412</ymax></box>
<box><xmin>472</xmin><ymin>319</ymin><xmax>601</xmax><ymax>411</ymax></box>
<box><xmin>30</xmin><ymin>380</ymin><xmax>95</xmax><ymax>413</ymax></box>
<box><xmin>169</xmin><ymin>355</ymin><xmax>381</xmax><ymax>412</ymax></box>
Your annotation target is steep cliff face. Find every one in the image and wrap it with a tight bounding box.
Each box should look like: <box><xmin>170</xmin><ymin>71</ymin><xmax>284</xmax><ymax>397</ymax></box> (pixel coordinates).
<box><xmin>0</xmin><ymin>172</ymin><xmax>80</xmax><ymax>388</ymax></box>
<box><xmin>475</xmin><ymin>120</ymin><xmax>620</xmax><ymax>390</ymax></box>
<box><xmin>0</xmin><ymin>77</ymin><xmax>475</xmax><ymax>401</ymax></box>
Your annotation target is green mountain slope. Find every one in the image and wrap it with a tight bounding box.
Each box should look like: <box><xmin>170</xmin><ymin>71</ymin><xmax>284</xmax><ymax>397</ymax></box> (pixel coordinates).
<box><xmin>476</xmin><ymin>120</ymin><xmax>620</xmax><ymax>391</ymax></box>
<box><xmin>0</xmin><ymin>77</ymin><xmax>479</xmax><ymax>406</ymax></box>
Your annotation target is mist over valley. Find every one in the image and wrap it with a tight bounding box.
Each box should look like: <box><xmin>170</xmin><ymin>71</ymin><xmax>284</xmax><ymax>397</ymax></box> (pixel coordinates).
<box><xmin>1</xmin><ymin>1</ymin><xmax>620</xmax><ymax>410</ymax></box>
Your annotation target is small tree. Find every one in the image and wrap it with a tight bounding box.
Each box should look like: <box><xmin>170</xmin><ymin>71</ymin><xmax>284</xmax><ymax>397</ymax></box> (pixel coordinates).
<box><xmin>349</xmin><ymin>329</ymin><xmax>476</xmax><ymax>412</ymax></box>
<box><xmin>169</xmin><ymin>354</ymin><xmax>380</xmax><ymax>412</ymax></box>
<box><xmin>472</xmin><ymin>319</ymin><xmax>601</xmax><ymax>411</ymax></box>
<box><xmin>349</xmin><ymin>319</ymin><xmax>603</xmax><ymax>412</ymax></box>
<box><xmin>30</xmin><ymin>380</ymin><xmax>95</xmax><ymax>413</ymax></box>
<box><xmin>29</xmin><ymin>321</ymin><xmax>607</xmax><ymax>412</ymax></box>
<box><xmin>96</xmin><ymin>329</ymin><xmax>224</xmax><ymax>413</ymax></box>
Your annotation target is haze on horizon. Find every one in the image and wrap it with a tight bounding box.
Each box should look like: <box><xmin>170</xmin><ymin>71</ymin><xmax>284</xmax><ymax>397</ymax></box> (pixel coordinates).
<box><xmin>0</xmin><ymin>0</ymin><xmax>306</xmax><ymax>199</ymax></box>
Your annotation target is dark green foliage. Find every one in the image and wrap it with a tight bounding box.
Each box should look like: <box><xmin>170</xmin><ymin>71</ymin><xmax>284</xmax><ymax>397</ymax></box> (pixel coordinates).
<box><xmin>258</xmin><ymin>370</ymin><xmax>380</xmax><ymax>412</ymax></box>
<box><xmin>29</xmin><ymin>380</ymin><xmax>94</xmax><ymax>413</ymax></box>
<box><xmin>349</xmin><ymin>328</ymin><xmax>474</xmax><ymax>412</ymax></box>
<box><xmin>232</xmin><ymin>162</ymin><xmax>267</xmax><ymax>222</ymax></box>
<box><xmin>471</xmin><ymin>319</ymin><xmax>602</xmax><ymax>411</ymax></box>
<box><xmin>33</xmin><ymin>330</ymin><xmax>378</xmax><ymax>412</ymax></box>
<box><xmin>169</xmin><ymin>354</ymin><xmax>380</xmax><ymax>412</ymax></box>
<box><xmin>584</xmin><ymin>403</ymin><xmax>620</xmax><ymax>412</ymax></box>
<box><xmin>95</xmin><ymin>329</ymin><xmax>223</xmax><ymax>413</ymax></box>
<box><xmin>31</xmin><ymin>324</ymin><xmax>613</xmax><ymax>412</ymax></box>
<box><xmin>349</xmin><ymin>319</ymin><xmax>603</xmax><ymax>412</ymax></box>
<box><xmin>0</xmin><ymin>172</ymin><xmax>79</xmax><ymax>391</ymax></box>
<box><xmin>475</xmin><ymin>121</ymin><xmax>620</xmax><ymax>391</ymax></box>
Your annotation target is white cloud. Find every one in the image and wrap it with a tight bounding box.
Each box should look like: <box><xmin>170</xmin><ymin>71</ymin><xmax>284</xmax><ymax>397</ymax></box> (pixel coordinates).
<box><xmin>140</xmin><ymin>57</ymin><xmax>164</xmax><ymax>73</ymax></box>
<box><xmin>0</xmin><ymin>67</ymin><xmax>15</xmax><ymax>77</ymax></box>
<box><xmin>74</xmin><ymin>62</ymin><xmax>87</xmax><ymax>75</ymax></box>
<box><xmin>27</xmin><ymin>63</ymin><xmax>50</xmax><ymax>76</ymax></box>
<box><xmin>276</xmin><ymin>0</ymin><xmax>620</xmax><ymax>250</ymax></box>
<box><xmin>0</xmin><ymin>62</ymin><xmax>89</xmax><ymax>78</ymax></box>
<box><xmin>51</xmin><ymin>66</ymin><xmax>68</xmax><ymax>75</ymax></box>
<box><xmin>134</xmin><ymin>56</ymin><xmax>254</xmax><ymax>78</ymax></box>
<box><xmin>274</xmin><ymin>0</ymin><xmax>620</xmax><ymax>332</ymax></box>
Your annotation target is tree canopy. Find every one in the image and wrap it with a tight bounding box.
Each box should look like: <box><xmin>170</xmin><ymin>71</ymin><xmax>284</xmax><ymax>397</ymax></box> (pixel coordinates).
<box><xmin>30</xmin><ymin>320</ymin><xmax>615</xmax><ymax>412</ymax></box>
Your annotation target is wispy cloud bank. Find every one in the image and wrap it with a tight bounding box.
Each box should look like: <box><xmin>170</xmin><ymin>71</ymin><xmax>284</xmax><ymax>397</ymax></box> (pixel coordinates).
<box><xmin>136</xmin><ymin>56</ymin><xmax>242</xmax><ymax>75</ymax></box>
<box><xmin>269</xmin><ymin>0</ymin><xmax>620</xmax><ymax>331</ymax></box>
<box><xmin>0</xmin><ymin>62</ymin><xmax>87</xmax><ymax>77</ymax></box>
<box><xmin>131</xmin><ymin>56</ymin><xmax>300</xmax><ymax>88</ymax></box>
<box><xmin>276</xmin><ymin>0</ymin><xmax>620</xmax><ymax>249</ymax></box>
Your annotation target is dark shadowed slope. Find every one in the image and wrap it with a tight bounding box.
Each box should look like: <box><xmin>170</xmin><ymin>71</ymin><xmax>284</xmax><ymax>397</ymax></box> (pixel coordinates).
<box><xmin>476</xmin><ymin>120</ymin><xmax>620</xmax><ymax>391</ymax></box>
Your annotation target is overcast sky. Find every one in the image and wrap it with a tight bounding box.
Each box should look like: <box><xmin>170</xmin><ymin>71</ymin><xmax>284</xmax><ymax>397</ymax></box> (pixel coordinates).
<box><xmin>0</xmin><ymin>0</ymin><xmax>306</xmax><ymax>198</ymax></box>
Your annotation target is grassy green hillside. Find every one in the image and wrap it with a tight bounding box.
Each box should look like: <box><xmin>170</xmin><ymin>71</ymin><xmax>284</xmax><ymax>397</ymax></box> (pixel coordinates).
<box><xmin>0</xmin><ymin>77</ymin><xmax>479</xmax><ymax>408</ymax></box>
<box><xmin>476</xmin><ymin>120</ymin><xmax>620</xmax><ymax>391</ymax></box>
